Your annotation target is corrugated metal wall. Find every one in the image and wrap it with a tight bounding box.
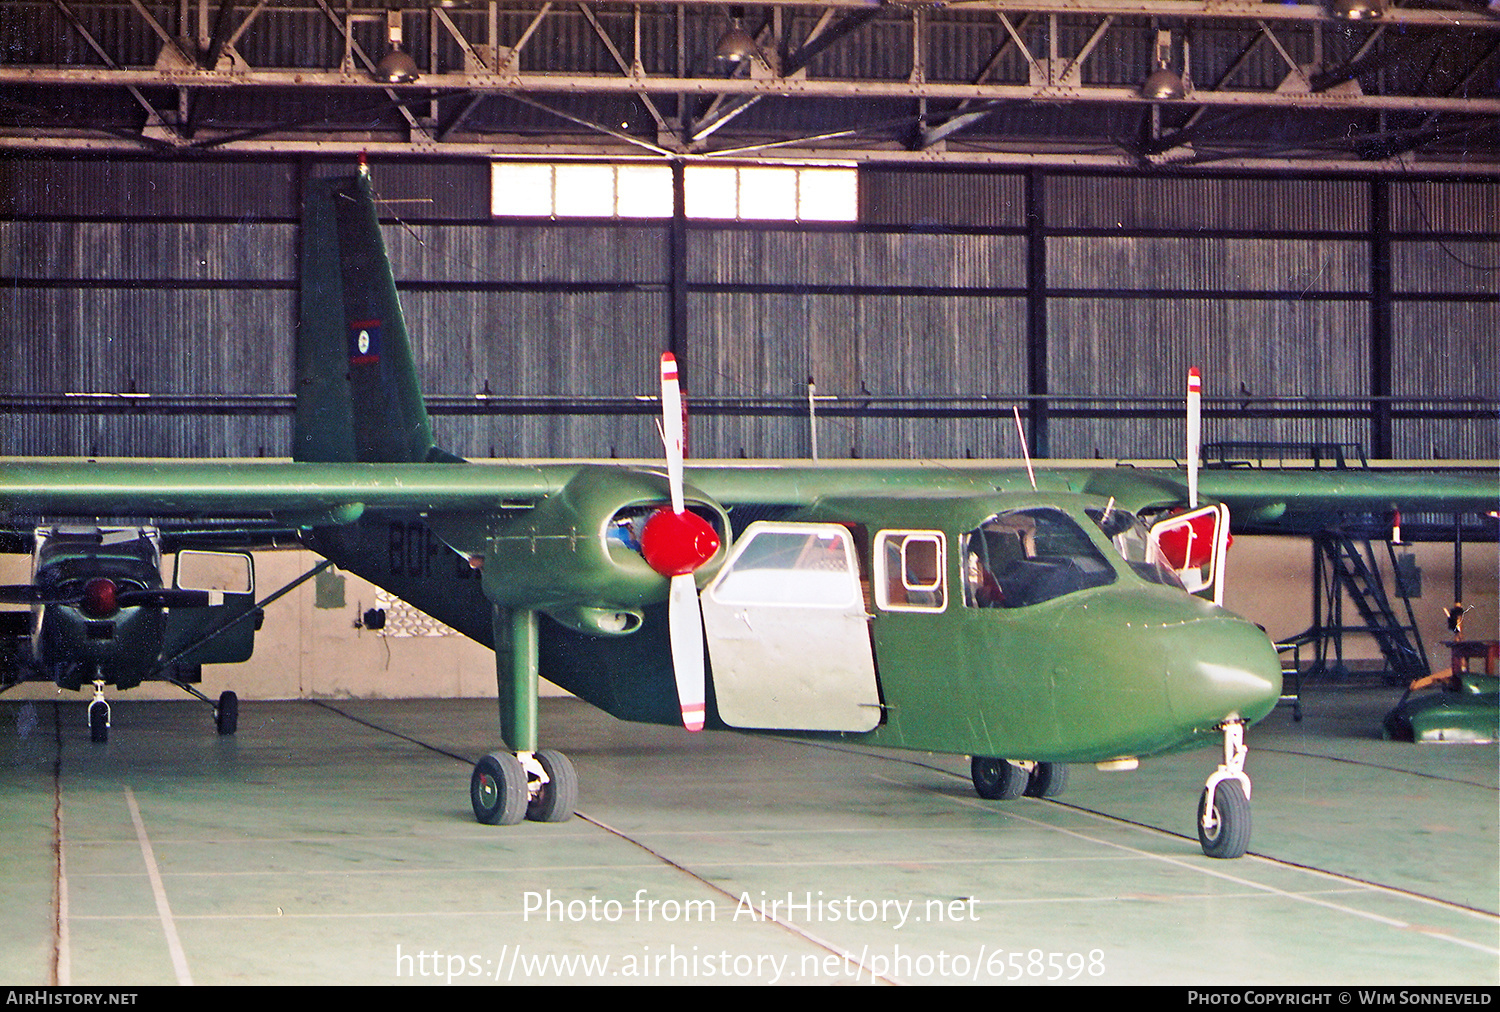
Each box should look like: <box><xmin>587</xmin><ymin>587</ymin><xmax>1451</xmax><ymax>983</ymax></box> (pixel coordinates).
<box><xmin>1388</xmin><ymin>179</ymin><xmax>1499</xmax><ymax>460</ymax></box>
<box><xmin>0</xmin><ymin>159</ymin><xmax>1493</xmax><ymax>462</ymax></box>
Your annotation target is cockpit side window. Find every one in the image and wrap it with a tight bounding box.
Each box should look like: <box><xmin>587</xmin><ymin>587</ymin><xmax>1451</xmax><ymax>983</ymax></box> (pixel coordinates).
<box><xmin>962</xmin><ymin>508</ymin><xmax>1116</xmax><ymax>608</ymax></box>
<box><xmin>1085</xmin><ymin>505</ymin><xmax>1186</xmax><ymax>591</ymax></box>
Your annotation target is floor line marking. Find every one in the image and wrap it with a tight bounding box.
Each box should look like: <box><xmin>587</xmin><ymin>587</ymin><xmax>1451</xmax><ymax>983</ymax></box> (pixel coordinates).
<box><xmin>577</xmin><ymin>810</ymin><xmax>901</xmax><ymax>986</ymax></box>
<box><xmin>124</xmin><ymin>787</ymin><xmax>193</xmax><ymax>986</ymax></box>
<box><xmin>921</xmin><ymin>783</ymin><xmax>1499</xmax><ymax>957</ymax></box>
<box><xmin>52</xmin><ymin>703</ymin><xmax>69</xmax><ymax>987</ymax></box>
<box><xmin>1047</xmin><ymin>800</ymin><xmax>1500</xmax><ymax>924</ymax></box>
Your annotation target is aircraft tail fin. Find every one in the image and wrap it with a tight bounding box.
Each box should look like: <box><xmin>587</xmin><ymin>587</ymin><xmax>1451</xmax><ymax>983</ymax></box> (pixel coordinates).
<box><xmin>295</xmin><ymin>168</ymin><xmax>444</xmax><ymax>464</ymax></box>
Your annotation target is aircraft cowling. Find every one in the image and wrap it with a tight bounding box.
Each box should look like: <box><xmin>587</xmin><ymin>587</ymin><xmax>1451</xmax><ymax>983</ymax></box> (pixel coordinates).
<box><xmin>480</xmin><ymin>465</ymin><xmax>728</xmax><ymax>616</ymax></box>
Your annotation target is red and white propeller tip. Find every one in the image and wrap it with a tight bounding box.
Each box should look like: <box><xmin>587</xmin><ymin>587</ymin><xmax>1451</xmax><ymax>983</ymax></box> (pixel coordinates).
<box><xmin>1187</xmin><ymin>367</ymin><xmax>1202</xmax><ymax>508</ymax></box>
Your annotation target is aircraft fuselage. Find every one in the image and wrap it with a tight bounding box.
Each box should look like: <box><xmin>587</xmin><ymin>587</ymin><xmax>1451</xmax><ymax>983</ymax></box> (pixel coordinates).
<box><xmin>311</xmin><ymin>488</ymin><xmax>1281</xmax><ymax>769</ymax></box>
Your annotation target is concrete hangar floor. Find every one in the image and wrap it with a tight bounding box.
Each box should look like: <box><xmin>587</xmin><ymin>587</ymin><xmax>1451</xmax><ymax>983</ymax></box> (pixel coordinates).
<box><xmin>0</xmin><ymin>685</ymin><xmax>1495</xmax><ymax>987</ymax></box>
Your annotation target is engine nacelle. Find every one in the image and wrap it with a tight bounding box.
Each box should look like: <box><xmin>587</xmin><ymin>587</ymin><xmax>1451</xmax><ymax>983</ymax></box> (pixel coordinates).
<box><xmin>481</xmin><ymin>465</ymin><xmax>727</xmax><ymax>615</ymax></box>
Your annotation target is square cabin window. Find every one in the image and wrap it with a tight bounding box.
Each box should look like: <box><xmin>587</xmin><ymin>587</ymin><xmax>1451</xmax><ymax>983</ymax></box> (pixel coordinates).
<box><xmin>876</xmin><ymin>530</ymin><xmax>946</xmax><ymax>613</ymax></box>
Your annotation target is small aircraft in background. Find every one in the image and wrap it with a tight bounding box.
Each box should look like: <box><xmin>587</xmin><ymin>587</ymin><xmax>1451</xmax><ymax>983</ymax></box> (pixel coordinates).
<box><xmin>0</xmin><ymin>522</ymin><xmax>325</xmax><ymax>743</ymax></box>
<box><xmin>0</xmin><ymin>526</ymin><xmax>259</xmax><ymax>741</ymax></box>
<box><xmin>2</xmin><ymin>166</ymin><xmax>1492</xmax><ymax>857</ymax></box>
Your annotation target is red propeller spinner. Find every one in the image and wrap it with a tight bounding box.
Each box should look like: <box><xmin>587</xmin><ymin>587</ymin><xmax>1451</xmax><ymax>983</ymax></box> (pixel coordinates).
<box><xmin>640</xmin><ymin>507</ymin><xmax>719</xmax><ymax>578</ymax></box>
<box><xmin>80</xmin><ymin>578</ymin><xmax>118</xmax><ymax>618</ymax></box>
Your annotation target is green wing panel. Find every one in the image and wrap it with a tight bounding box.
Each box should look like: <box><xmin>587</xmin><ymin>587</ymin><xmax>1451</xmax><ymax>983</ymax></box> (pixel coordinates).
<box><xmin>0</xmin><ymin>461</ymin><xmax>564</xmax><ymax>521</ymax></box>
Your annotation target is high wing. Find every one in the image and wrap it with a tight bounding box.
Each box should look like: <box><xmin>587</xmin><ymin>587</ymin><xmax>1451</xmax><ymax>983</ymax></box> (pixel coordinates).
<box><xmin>3</xmin><ymin>456</ymin><xmax>1492</xmax><ymax>536</ymax></box>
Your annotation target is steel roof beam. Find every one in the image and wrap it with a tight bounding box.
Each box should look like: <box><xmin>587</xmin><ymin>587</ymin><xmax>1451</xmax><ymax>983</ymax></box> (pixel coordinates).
<box><xmin>7</xmin><ymin>67</ymin><xmax>1494</xmax><ymax>114</ymax></box>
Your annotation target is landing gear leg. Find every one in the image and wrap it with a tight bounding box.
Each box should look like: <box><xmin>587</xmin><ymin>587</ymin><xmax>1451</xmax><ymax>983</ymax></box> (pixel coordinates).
<box><xmin>88</xmin><ymin>677</ymin><xmax>110</xmax><ymax>744</ymax></box>
<box><xmin>1198</xmin><ymin>720</ymin><xmax>1251</xmax><ymax>859</ymax></box>
<box><xmin>472</xmin><ymin>607</ymin><xmax>577</xmax><ymax>825</ymax></box>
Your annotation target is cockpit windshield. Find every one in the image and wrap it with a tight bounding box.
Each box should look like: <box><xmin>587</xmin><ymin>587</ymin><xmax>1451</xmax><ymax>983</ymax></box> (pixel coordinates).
<box><xmin>962</xmin><ymin>507</ymin><xmax>1116</xmax><ymax>608</ymax></box>
<box><xmin>1086</xmin><ymin>504</ymin><xmax>1186</xmax><ymax>591</ymax></box>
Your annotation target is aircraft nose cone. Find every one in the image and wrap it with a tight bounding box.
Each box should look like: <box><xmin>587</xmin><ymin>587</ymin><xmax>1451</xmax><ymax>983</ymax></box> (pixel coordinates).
<box><xmin>1166</xmin><ymin>615</ymin><xmax>1282</xmax><ymax>728</ymax></box>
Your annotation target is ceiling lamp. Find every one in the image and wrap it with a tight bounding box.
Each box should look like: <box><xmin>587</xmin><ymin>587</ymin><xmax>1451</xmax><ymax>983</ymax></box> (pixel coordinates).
<box><xmin>374</xmin><ymin>10</ymin><xmax>419</xmax><ymax>84</ymax></box>
<box><xmin>1328</xmin><ymin>0</ymin><xmax>1386</xmax><ymax>19</ymax></box>
<box><xmin>715</xmin><ymin>23</ymin><xmax>760</xmax><ymax>63</ymax></box>
<box><xmin>1139</xmin><ymin>30</ymin><xmax>1185</xmax><ymax>101</ymax></box>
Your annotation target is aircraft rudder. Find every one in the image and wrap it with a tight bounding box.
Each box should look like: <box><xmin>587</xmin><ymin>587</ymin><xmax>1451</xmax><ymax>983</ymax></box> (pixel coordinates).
<box><xmin>294</xmin><ymin>168</ymin><xmax>437</xmax><ymax>464</ymax></box>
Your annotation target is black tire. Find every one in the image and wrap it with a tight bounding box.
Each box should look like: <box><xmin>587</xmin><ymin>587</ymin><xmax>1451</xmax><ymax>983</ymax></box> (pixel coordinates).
<box><xmin>216</xmin><ymin>691</ymin><xmax>238</xmax><ymax>736</ymax></box>
<box><xmin>88</xmin><ymin>700</ymin><xmax>108</xmax><ymax>744</ymax></box>
<box><xmin>1198</xmin><ymin>779</ymin><xmax>1251</xmax><ymax>859</ymax></box>
<box><xmin>971</xmin><ymin>756</ymin><xmax>1026</xmax><ymax>800</ymax></box>
<box><xmin>526</xmin><ymin>749</ymin><xmax>578</xmax><ymax>823</ymax></box>
<box><xmin>471</xmin><ymin>751</ymin><xmax>528</xmax><ymax>826</ymax></box>
<box><xmin>1023</xmin><ymin>762</ymin><xmax>1069</xmax><ymax>798</ymax></box>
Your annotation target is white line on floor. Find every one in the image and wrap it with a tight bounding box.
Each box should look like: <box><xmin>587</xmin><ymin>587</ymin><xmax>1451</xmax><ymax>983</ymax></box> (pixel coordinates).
<box><xmin>124</xmin><ymin>786</ymin><xmax>193</xmax><ymax>986</ymax></box>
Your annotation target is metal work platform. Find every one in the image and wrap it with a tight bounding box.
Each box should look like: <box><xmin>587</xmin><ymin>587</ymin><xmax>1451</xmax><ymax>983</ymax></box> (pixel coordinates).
<box><xmin>1</xmin><ymin>689</ymin><xmax>1495</xmax><ymax>986</ymax></box>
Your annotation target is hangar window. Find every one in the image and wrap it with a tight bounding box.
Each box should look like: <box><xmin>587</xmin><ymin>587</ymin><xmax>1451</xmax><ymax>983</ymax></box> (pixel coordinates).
<box><xmin>875</xmin><ymin>530</ymin><xmax>946</xmax><ymax>613</ymax></box>
<box><xmin>684</xmin><ymin>165</ymin><xmax>857</xmax><ymax>221</ymax></box>
<box><xmin>491</xmin><ymin>163</ymin><xmax>673</xmax><ymax>218</ymax></box>
<box><xmin>492</xmin><ymin>162</ymin><xmax>856</xmax><ymax>221</ymax></box>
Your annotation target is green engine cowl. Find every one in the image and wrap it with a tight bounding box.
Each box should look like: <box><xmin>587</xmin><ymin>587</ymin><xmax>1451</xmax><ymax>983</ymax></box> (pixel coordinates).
<box><xmin>480</xmin><ymin>465</ymin><xmax>727</xmax><ymax>619</ymax></box>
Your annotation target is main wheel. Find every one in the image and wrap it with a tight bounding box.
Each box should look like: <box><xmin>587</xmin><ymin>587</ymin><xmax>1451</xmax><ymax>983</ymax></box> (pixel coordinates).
<box><xmin>88</xmin><ymin>700</ymin><xmax>108</xmax><ymax>744</ymax></box>
<box><xmin>216</xmin><ymin>691</ymin><xmax>238</xmax><ymax>736</ymax></box>
<box><xmin>471</xmin><ymin>752</ymin><xmax>528</xmax><ymax>825</ymax></box>
<box><xmin>1197</xmin><ymin>779</ymin><xmax>1251</xmax><ymax>859</ymax></box>
<box><xmin>526</xmin><ymin>749</ymin><xmax>578</xmax><ymax>823</ymax></box>
<box><xmin>1024</xmin><ymin>762</ymin><xmax>1069</xmax><ymax>798</ymax></box>
<box><xmin>971</xmin><ymin>756</ymin><xmax>1025</xmax><ymax>800</ymax></box>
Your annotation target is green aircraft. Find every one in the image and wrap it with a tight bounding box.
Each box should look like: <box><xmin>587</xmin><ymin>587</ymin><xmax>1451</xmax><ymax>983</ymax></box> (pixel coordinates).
<box><xmin>2</xmin><ymin>166</ymin><xmax>1494</xmax><ymax>859</ymax></box>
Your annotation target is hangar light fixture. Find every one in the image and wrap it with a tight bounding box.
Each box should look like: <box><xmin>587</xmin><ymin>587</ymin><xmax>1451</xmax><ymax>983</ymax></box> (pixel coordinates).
<box><xmin>374</xmin><ymin>10</ymin><xmax>420</xmax><ymax>84</ymax></box>
<box><xmin>715</xmin><ymin>7</ymin><xmax>761</xmax><ymax>64</ymax></box>
<box><xmin>1139</xmin><ymin>30</ymin><xmax>1186</xmax><ymax>101</ymax></box>
<box><xmin>1328</xmin><ymin>0</ymin><xmax>1386</xmax><ymax>19</ymax></box>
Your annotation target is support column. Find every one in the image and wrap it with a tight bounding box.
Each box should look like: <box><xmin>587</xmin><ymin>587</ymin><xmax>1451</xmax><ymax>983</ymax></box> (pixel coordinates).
<box><xmin>1025</xmin><ymin>168</ymin><xmax>1049</xmax><ymax>458</ymax></box>
<box><xmin>668</xmin><ymin>160</ymin><xmax>688</xmax><ymax>364</ymax></box>
<box><xmin>492</xmin><ymin>605</ymin><xmax>539</xmax><ymax>753</ymax></box>
<box><xmin>1369</xmin><ymin>178</ymin><xmax>1393</xmax><ymax>459</ymax></box>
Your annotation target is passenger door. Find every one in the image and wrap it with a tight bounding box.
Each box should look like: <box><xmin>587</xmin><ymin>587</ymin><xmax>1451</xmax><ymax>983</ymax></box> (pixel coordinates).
<box><xmin>701</xmin><ymin>522</ymin><xmax>881</xmax><ymax>732</ymax></box>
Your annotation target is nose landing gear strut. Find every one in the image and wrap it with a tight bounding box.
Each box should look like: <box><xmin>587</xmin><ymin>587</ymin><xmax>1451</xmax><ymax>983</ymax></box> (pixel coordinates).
<box><xmin>1198</xmin><ymin>719</ymin><xmax>1252</xmax><ymax>859</ymax></box>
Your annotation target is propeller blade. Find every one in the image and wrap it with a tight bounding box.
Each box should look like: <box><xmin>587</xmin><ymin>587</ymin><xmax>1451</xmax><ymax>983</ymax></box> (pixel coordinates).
<box><xmin>660</xmin><ymin>352</ymin><xmax>686</xmax><ymax>515</ymax></box>
<box><xmin>0</xmin><ymin>583</ymin><xmax>221</xmax><ymax>612</ymax></box>
<box><xmin>668</xmin><ymin>572</ymin><xmax>706</xmax><ymax>732</ymax></box>
<box><xmin>659</xmin><ymin>352</ymin><xmax>709</xmax><ymax>732</ymax></box>
<box><xmin>117</xmin><ymin>588</ymin><xmax>221</xmax><ymax>609</ymax></box>
<box><xmin>0</xmin><ymin>585</ymin><xmax>78</xmax><ymax>606</ymax></box>
<box><xmin>1187</xmin><ymin>366</ymin><xmax>1201</xmax><ymax>508</ymax></box>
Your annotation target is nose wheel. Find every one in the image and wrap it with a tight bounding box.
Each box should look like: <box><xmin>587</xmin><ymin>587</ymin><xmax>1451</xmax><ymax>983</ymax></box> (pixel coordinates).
<box><xmin>1198</xmin><ymin>720</ymin><xmax>1252</xmax><ymax>859</ymax></box>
